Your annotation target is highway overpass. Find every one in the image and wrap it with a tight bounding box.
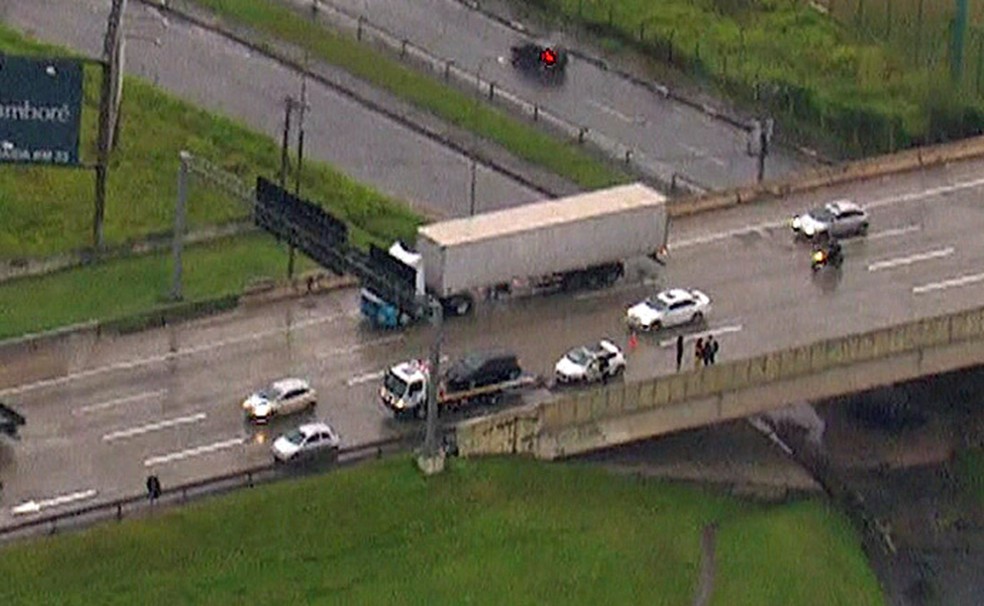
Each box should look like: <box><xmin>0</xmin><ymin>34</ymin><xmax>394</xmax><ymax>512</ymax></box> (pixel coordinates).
<box><xmin>456</xmin><ymin>302</ymin><xmax>984</xmax><ymax>459</ymax></box>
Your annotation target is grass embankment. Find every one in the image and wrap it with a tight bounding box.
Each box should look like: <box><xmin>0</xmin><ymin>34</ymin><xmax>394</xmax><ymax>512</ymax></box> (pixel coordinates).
<box><xmin>0</xmin><ymin>22</ymin><xmax>420</xmax><ymax>258</ymax></box>
<box><xmin>519</xmin><ymin>0</ymin><xmax>984</xmax><ymax>156</ymax></box>
<box><xmin>0</xmin><ymin>458</ymin><xmax>883</xmax><ymax>605</ymax></box>
<box><xmin>0</xmin><ymin>235</ymin><xmax>320</xmax><ymax>340</ymax></box>
<box><xmin>187</xmin><ymin>0</ymin><xmax>629</xmax><ymax>190</ymax></box>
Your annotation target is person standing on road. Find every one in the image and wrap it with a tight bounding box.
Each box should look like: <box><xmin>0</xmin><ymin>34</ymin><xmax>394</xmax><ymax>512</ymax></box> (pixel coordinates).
<box><xmin>705</xmin><ymin>335</ymin><xmax>718</xmax><ymax>365</ymax></box>
<box><xmin>694</xmin><ymin>337</ymin><xmax>704</xmax><ymax>369</ymax></box>
<box><xmin>675</xmin><ymin>335</ymin><xmax>684</xmax><ymax>372</ymax></box>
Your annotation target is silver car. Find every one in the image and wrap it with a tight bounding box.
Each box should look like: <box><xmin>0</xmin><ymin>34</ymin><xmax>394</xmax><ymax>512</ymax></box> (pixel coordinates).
<box><xmin>791</xmin><ymin>200</ymin><xmax>869</xmax><ymax>239</ymax></box>
<box><xmin>272</xmin><ymin>422</ymin><xmax>340</xmax><ymax>463</ymax></box>
<box><xmin>242</xmin><ymin>378</ymin><xmax>317</xmax><ymax>424</ymax></box>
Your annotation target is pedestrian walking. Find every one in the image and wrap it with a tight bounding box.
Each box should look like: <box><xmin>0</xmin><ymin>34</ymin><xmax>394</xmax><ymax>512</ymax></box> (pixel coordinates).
<box><xmin>694</xmin><ymin>337</ymin><xmax>704</xmax><ymax>368</ymax></box>
<box><xmin>707</xmin><ymin>335</ymin><xmax>719</xmax><ymax>365</ymax></box>
<box><xmin>675</xmin><ymin>334</ymin><xmax>684</xmax><ymax>372</ymax></box>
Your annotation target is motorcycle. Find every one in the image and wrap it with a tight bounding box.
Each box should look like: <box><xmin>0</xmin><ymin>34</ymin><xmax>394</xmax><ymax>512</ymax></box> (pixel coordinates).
<box><xmin>811</xmin><ymin>243</ymin><xmax>843</xmax><ymax>272</ymax></box>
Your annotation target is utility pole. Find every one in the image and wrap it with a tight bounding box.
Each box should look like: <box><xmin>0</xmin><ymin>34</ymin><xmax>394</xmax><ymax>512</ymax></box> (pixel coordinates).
<box><xmin>288</xmin><ymin>68</ymin><xmax>309</xmax><ymax>281</ymax></box>
<box><xmin>279</xmin><ymin>95</ymin><xmax>296</xmax><ymax>279</ymax></box>
<box><xmin>417</xmin><ymin>299</ymin><xmax>446</xmax><ymax>476</ymax></box>
<box><xmin>171</xmin><ymin>151</ymin><xmax>191</xmax><ymax>301</ymax></box>
<box><xmin>468</xmin><ymin>160</ymin><xmax>477</xmax><ymax>216</ymax></box>
<box><xmin>93</xmin><ymin>0</ymin><xmax>127</xmax><ymax>250</ymax></box>
<box><xmin>756</xmin><ymin>118</ymin><xmax>772</xmax><ymax>184</ymax></box>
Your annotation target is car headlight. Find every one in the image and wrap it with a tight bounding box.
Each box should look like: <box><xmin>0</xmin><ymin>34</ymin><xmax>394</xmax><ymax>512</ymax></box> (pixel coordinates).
<box><xmin>813</xmin><ymin>251</ymin><xmax>825</xmax><ymax>262</ymax></box>
<box><xmin>803</xmin><ymin>225</ymin><xmax>814</xmax><ymax>235</ymax></box>
<box><xmin>791</xmin><ymin>217</ymin><xmax>801</xmax><ymax>229</ymax></box>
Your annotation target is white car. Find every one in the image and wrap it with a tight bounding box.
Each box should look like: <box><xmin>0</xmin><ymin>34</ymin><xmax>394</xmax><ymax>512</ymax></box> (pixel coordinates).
<box><xmin>555</xmin><ymin>340</ymin><xmax>626</xmax><ymax>384</ymax></box>
<box><xmin>272</xmin><ymin>422</ymin><xmax>341</xmax><ymax>463</ymax></box>
<box><xmin>626</xmin><ymin>288</ymin><xmax>711</xmax><ymax>331</ymax></box>
<box><xmin>243</xmin><ymin>378</ymin><xmax>317</xmax><ymax>424</ymax></box>
<box><xmin>791</xmin><ymin>200</ymin><xmax>869</xmax><ymax>239</ymax></box>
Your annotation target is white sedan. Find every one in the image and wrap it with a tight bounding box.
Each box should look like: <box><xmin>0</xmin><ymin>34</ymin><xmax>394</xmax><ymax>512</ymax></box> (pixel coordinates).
<box><xmin>555</xmin><ymin>340</ymin><xmax>626</xmax><ymax>384</ymax></box>
<box><xmin>626</xmin><ymin>288</ymin><xmax>711</xmax><ymax>331</ymax></box>
<box><xmin>272</xmin><ymin>422</ymin><xmax>341</xmax><ymax>463</ymax></box>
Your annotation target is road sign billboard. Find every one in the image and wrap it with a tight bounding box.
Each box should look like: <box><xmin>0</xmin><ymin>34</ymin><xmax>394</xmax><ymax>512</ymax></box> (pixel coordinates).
<box><xmin>0</xmin><ymin>55</ymin><xmax>84</xmax><ymax>166</ymax></box>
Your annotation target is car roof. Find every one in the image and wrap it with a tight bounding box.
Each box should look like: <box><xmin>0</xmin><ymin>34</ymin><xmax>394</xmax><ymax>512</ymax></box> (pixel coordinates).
<box><xmin>297</xmin><ymin>422</ymin><xmax>335</xmax><ymax>436</ymax></box>
<box><xmin>270</xmin><ymin>378</ymin><xmax>310</xmax><ymax>393</ymax></box>
<box><xmin>597</xmin><ymin>339</ymin><xmax>621</xmax><ymax>354</ymax></box>
<box><xmin>656</xmin><ymin>288</ymin><xmax>693</xmax><ymax>303</ymax></box>
<box><xmin>826</xmin><ymin>199</ymin><xmax>862</xmax><ymax>215</ymax></box>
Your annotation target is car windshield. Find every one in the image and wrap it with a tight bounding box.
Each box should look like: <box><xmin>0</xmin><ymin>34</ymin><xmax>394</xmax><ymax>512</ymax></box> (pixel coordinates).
<box><xmin>565</xmin><ymin>347</ymin><xmax>592</xmax><ymax>366</ymax></box>
<box><xmin>283</xmin><ymin>429</ymin><xmax>305</xmax><ymax>445</ymax></box>
<box><xmin>808</xmin><ymin>208</ymin><xmax>834</xmax><ymax>222</ymax></box>
<box><xmin>644</xmin><ymin>297</ymin><xmax>668</xmax><ymax>311</ymax></box>
<box><xmin>257</xmin><ymin>386</ymin><xmax>281</xmax><ymax>400</ymax></box>
<box><xmin>383</xmin><ymin>371</ymin><xmax>408</xmax><ymax>396</ymax></box>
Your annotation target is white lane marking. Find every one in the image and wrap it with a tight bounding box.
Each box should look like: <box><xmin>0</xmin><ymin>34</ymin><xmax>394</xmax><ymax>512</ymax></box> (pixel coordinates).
<box><xmin>345</xmin><ymin>355</ymin><xmax>450</xmax><ymax>387</ymax></box>
<box><xmin>11</xmin><ymin>489</ymin><xmax>98</xmax><ymax>516</ymax></box>
<box><xmin>346</xmin><ymin>371</ymin><xmax>385</xmax><ymax>386</ymax></box>
<box><xmin>681</xmin><ymin>143</ymin><xmax>726</xmax><ymax>167</ymax></box>
<box><xmin>866</xmin><ymin>176</ymin><xmax>984</xmax><ymax>210</ymax></box>
<box><xmin>574</xmin><ymin>278</ymin><xmax>660</xmax><ymax>301</ymax></box>
<box><xmin>72</xmin><ymin>389</ymin><xmax>167</xmax><ymax>416</ymax></box>
<box><xmin>0</xmin><ymin>310</ymin><xmax>358</xmax><ymax>398</ymax></box>
<box><xmin>912</xmin><ymin>271</ymin><xmax>984</xmax><ymax>294</ymax></box>
<box><xmin>669</xmin><ymin>175</ymin><xmax>984</xmax><ymax>252</ymax></box>
<box><xmin>657</xmin><ymin>324</ymin><xmax>743</xmax><ymax>347</ymax></box>
<box><xmin>867</xmin><ymin>247</ymin><xmax>954</xmax><ymax>272</ymax></box>
<box><xmin>102</xmin><ymin>412</ymin><xmax>207</xmax><ymax>442</ymax></box>
<box><xmin>671</xmin><ymin>220</ymin><xmax>784</xmax><ymax>249</ymax></box>
<box><xmin>867</xmin><ymin>225</ymin><xmax>921</xmax><ymax>240</ymax></box>
<box><xmin>587</xmin><ymin>99</ymin><xmax>637</xmax><ymax>123</ymax></box>
<box><xmin>316</xmin><ymin>335</ymin><xmax>404</xmax><ymax>360</ymax></box>
<box><xmin>144</xmin><ymin>437</ymin><xmax>246</xmax><ymax>467</ymax></box>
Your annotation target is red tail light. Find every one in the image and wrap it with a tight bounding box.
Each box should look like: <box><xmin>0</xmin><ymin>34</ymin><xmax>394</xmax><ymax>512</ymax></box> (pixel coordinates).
<box><xmin>540</xmin><ymin>48</ymin><xmax>557</xmax><ymax>66</ymax></box>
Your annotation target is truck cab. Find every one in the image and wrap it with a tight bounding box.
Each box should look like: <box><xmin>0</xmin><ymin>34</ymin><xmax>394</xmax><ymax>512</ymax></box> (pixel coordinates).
<box><xmin>380</xmin><ymin>360</ymin><xmax>429</xmax><ymax>418</ymax></box>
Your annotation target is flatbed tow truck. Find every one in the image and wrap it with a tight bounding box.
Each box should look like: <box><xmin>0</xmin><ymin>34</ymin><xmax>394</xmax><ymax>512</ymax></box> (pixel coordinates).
<box><xmin>379</xmin><ymin>360</ymin><xmax>541</xmax><ymax>419</ymax></box>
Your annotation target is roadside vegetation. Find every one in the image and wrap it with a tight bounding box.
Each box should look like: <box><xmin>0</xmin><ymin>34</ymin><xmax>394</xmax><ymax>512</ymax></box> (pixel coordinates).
<box><xmin>0</xmin><ymin>457</ymin><xmax>883</xmax><ymax>605</ymax></box>
<box><xmin>518</xmin><ymin>0</ymin><xmax>984</xmax><ymax>157</ymax></box>
<box><xmin>185</xmin><ymin>0</ymin><xmax>630</xmax><ymax>190</ymax></box>
<box><xmin>957</xmin><ymin>448</ymin><xmax>983</xmax><ymax>503</ymax></box>
<box><xmin>0</xmin><ymin>23</ymin><xmax>420</xmax><ymax>259</ymax></box>
<box><xmin>0</xmin><ymin>235</ymin><xmax>320</xmax><ymax>340</ymax></box>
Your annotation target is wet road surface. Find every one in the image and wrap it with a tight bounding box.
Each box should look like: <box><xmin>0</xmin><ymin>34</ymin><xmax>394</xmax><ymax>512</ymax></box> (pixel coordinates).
<box><xmin>4</xmin><ymin>158</ymin><xmax>984</xmax><ymax>523</ymax></box>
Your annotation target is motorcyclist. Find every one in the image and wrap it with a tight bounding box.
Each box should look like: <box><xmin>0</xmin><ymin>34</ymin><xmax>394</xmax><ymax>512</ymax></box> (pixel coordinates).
<box><xmin>812</xmin><ymin>236</ymin><xmax>842</xmax><ymax>269</ymax></box>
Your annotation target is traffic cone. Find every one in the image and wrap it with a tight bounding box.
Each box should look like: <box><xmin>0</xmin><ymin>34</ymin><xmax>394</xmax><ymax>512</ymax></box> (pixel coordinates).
<box><xmin>628</xmin><ymin>331</ymin><xmax>638</xmax><ymax>352</ymax></box>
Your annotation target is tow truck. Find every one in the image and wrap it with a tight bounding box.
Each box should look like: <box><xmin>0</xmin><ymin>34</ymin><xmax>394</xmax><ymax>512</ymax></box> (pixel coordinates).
<box><xmin>379</xmin><ymin>359</ymin><xmax>540</xmax><ymax>419</ymax></box>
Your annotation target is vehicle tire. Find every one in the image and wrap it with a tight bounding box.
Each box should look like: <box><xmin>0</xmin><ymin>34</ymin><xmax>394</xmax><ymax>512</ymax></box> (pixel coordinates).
<box><xmin>648</xmin><ymin>321</ymin><xmax>661</xmax><ymax>331</ymax></box>
<box><xmin>692</xmin><ymin>312</ymin><xmax>703</xmax><ymax>324</ymax></box>
<box><xmin>308</xmin><ymin>400</ymin><xmax>317</xmax><ymax>410</ymax></box>
<box><xmin>612</xmin><ymin>365</ymin><xmax>625</xmax><ymax>377</ymax></box>
<box><xmin>859</xmin><ymin>222</ymin><xmax>869</xmax><ymax>236</ymax></box>
<box><xmin>509</xmin><ymin>369</ymin><xmax>520</xmax><ymax>381</ymax></box>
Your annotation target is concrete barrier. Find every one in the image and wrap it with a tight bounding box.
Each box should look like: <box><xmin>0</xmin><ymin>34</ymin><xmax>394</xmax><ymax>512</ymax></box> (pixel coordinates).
<box><xmin>667</xmin><ymin>133</ymin><xmax>984</xmax><ymax>219</ymax></box>
<box><xmin>458</xmin><ymin>301</ymin><xmax>984</xmax><ymax>459</ymax></box>
<box><xmin>0</xmin><ymin>322</ymin><xmax>99</xmax><ymax>389</ymax></box>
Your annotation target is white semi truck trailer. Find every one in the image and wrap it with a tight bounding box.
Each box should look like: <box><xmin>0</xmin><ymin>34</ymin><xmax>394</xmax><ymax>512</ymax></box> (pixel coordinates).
<box><xmin>360</xmin><ymin>183</ymin><xmax>668</xmax><ymax>328</ymax></box>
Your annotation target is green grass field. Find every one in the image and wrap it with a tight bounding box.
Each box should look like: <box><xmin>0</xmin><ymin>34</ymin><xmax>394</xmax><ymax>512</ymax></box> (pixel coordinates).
<box><xmin>0</xmin><ymin>458</ymin><xmax>883</xmax><ymax>606</ymax></box>
<box><xmin>187</xmin><ymin>0</ymin><xmax>629</xmax><ymax>191</ymax></box>
<box><xmin>0</xmin><ymin>23</ymin><xmax>420</xmax><ymax>258</ymax></box>
<box><xmin>0</xmin><ymin>234</ymin><xmax>317</xmax><ymax>340</ymax></box>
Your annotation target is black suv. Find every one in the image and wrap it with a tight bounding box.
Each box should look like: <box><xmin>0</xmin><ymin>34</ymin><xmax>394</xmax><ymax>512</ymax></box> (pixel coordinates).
<box><xmin>510</xmin><ymin>42</ymin><xmax>568</xmax><ymax>80</ymax></box>
<box><xmin>446</xmin><ymin>350</ymin><xmax>522</xmax><ymax>391</ymax></box>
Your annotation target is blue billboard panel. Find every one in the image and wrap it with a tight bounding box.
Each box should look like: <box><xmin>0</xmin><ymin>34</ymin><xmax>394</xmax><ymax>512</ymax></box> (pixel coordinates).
<box><xmin>0</xmin><ymin>56</ymin><xmax>84</xmax><ymax>166</ymax></box>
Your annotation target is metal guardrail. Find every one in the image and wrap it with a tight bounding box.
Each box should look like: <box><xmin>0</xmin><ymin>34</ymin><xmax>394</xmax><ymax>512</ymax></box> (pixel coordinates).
<box><xmin>0</xmin><ymin>433</ymin><xmax>423</xmax><ymax>544</ymax></box>
<box><xmin>303</xmin><ymin>0</ymin><xmax>709</xmax><ymax>196</ymax></box>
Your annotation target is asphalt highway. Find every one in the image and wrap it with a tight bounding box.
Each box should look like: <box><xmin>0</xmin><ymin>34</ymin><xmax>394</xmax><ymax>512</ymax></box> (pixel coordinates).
<box><xmin>296</xmin><ymin>0</ymin><xmax>810</xmax><ymax>189</ymax></box>
<box><xmin>0</xmin><ymin>0</ymin><xmax>542</xmax><ymax>216</ymax></box>
<box><xmin>3</xmin><ymin>158</ymin><xmax>984</xmax><ymax>524</ymax></box>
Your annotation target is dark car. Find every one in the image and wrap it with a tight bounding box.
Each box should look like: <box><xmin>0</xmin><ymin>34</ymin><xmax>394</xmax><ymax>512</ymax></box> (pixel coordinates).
<box><xmin>510</xmin><ymin>41</ymin><xmax>568</xmax><ymax>79</ymax></box>
<box><xmin>0</xmin><ymin>402</ymin><xmax>25</xmax><ymax>439</ymax></box>
<box><xmin>445</xmin><ymin>350</ymin><xmax>522</xmax><ymax>391</ymax></box>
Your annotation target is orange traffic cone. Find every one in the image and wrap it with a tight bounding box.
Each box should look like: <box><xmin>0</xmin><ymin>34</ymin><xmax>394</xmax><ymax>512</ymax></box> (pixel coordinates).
<box><xmin>628</xmin><ymin>331</ymin><xmax>638</xmax><ymax>352</ymax></box>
